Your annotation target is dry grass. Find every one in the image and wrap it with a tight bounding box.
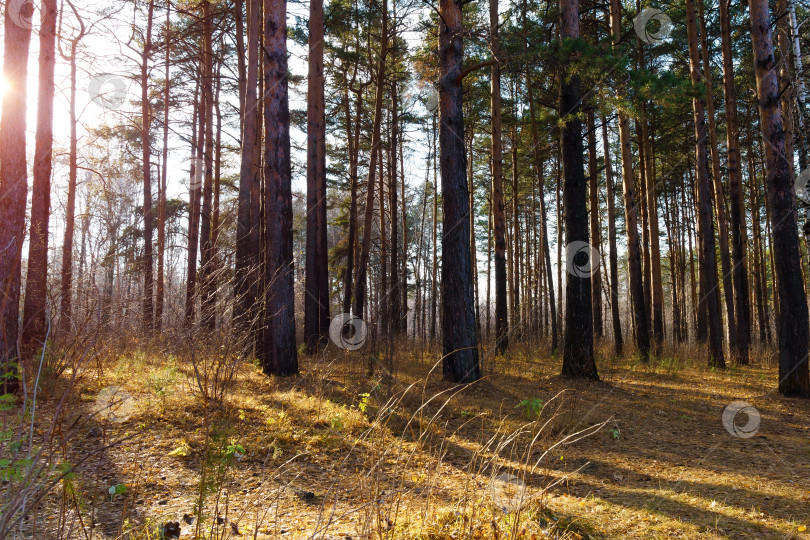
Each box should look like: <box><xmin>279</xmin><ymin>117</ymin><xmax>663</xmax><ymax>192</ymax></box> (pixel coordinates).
<box><xmin>11</xmin><ymin>338</ymin><xmax>810</xmax><ymax>539</ymax></box>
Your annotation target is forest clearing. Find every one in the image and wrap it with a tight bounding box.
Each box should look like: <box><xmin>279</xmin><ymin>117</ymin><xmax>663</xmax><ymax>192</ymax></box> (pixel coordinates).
<box><xmin>18</xmin><ymin>342</ymin><xmax>810</xmax><ymax>539</ymax></box>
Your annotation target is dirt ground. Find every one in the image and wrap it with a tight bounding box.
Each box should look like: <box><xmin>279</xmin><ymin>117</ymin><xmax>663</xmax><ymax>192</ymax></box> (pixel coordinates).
<box><xmin>24</xmin><ymin>343</ymin><xmax>810</xmax><ymax>539</ymax></box>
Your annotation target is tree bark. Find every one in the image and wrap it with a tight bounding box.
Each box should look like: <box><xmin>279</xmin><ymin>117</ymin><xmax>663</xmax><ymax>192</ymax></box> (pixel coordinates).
<box><xmin>601</xmin><ymin>115</ymin><xmax>623</xmax><ymax>356</ymax></box>
<box><xmin>0</xmin><ymin>0</ymin><xmax>34</xmax><ymax>380</ymax></box>
<box><xmin>587</xmin><ymin>110</ymin><xmax>603</xmax><ymax>339</ymax></box>
<box><xmin>527</xmin><ymin>77</ymin><xmax>558</xmax><ymax>353</ymax></box>
<box><xmin>199</xmin><ymin>1</ymin><xmax>216</xmax><ymax>328</ymax></box>
<box><xmin>438</xmin><ymin>0</ymin><xmax>480</xmax><ymax>382</ymax></box>
<box><xmin>560</xmin><ymin>0</ymin><xmax>596</xmax><ymax>379</ymax></box>
<box><xmin>749</xmin><ymin>0</ymin><xmax>810</xmax><ymax>396</ymax></box>
<box><xmin>59</xmin><ymin>16</ymin><xmax>85</xmax><ymax>335</ymax></box>
<box><xmin>185</xmin><ymin>78</ymin><xmax>204</xmax><ymax>326</ymax></box>
<box><xmin>490</xmin><ymin>0</ymin><xmax>508</xmax><ymax>353</ymax></box>
<box><xmin>609</xmin><ymin>0</ymin><xmax>648</xmax><ymax>360</ymax></box>
<box><xmin>305</xmin><ymin>0</ymin><xmax>330</xmax><ymax>352</ymax></box>
<box><xmin>21</xmin><ymin>0</ymin><xmax>58</xmax><ymax>354</ymax></box>
<box><xmin>717</xmin><ymin>0</ymin><xmax>750</xmax><ymax>363</ymax></box>
<box><xmin>354</xmin><ymin>0</ymin><xmax>388</xmax><ymax>318</ymax></box>
<box><xmin>697</xmin><ymin>0</ymin><xmax>735</xmax><ymax>352</ymax></box>
<box><xmin>140</xmin><ymin>0</ymin><xmax>155</xmax><ymax>331</ymax></box>
<box><xmin>236</xmin><ymin>0</ymin><xmax>262</xmax><ymax>329</ymax></box>
<box><xmin>686</xmin><ymin>0</ymin><xmax>724</xmax><ymax>366</ymax></box>
<box><xmin>263</xmin><ymin>0</ymin><xmax>298</xmax><ymax>376</ymax></box>
<box><xmin>156</xmin><ymin>0</ymin><xmax>170</xmax><ymax>334</ymax></box>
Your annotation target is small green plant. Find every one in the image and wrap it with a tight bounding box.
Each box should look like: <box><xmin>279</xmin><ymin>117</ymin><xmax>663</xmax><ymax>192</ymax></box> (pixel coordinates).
<box><xmin>518</xmin><ymin>397</ymin><xmax>544</xmax><ymax>419</ymax></box>
<box><xmin>609</xmin><ymin>428</ymin><xmax>620</xmax><ymax>439</ymax></box>
<box><xmin>358</xmin><ymin>392</ymin><xmax>371</xmax><ymax>413</ymax></box>
<box><xmin>108</xmin><ymin>483</ymin><xmax>127</xmax><ymax>501</ymax></box>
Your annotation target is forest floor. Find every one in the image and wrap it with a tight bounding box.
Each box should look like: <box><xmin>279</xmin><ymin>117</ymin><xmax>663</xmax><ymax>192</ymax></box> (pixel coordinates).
<box><xmin>27</xmin><ymin>341</ymin><xmax>810</xmax><ymax>539</ymax></box>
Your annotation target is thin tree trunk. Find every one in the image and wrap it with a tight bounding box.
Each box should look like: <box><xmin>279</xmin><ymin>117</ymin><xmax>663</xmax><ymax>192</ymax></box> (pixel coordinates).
<box><xmin>609</xmin><ymin>0</ymin><xmax>648</xmax><ymax>360</ymax></box>
<box><xmin>199</xmin><ymin>1</ymin><xmax>215</xmax><ymax>328</ymax></box>
<box><xmin>156</xmin><ymin>0</ymin><xmax>170</xmax><ymax>333</ymax></box>
<box><xmin>719</xmin><ymin>0</ymin><xmax>750</xmax><ymax>363</ymax></box>
<box><xmin>601</xmin><ymin>115</ymin><xmax>622</xmax><ymax>355</ymax></box>
<box><xmin>587</xmin><ymin>110</ymin><xmax>603</xmax><ymax>339</ymax></box>
<box><xmin>489</xmin><ymin>0</ymin><xmax>508</xmax><ymax>353</ymax></box>
<box><xmin>141</xmin><ymin>0</ymin><xmax>155</xmax><ymax>330</ymax></box>
<box><xmin>697</xmin><ymin>0</ymin><xmax>736</xmax><ymax>350</ymax></box>
<box><xmin>642</xmin><ymin>116</ymin><xmax>665</xmax><ymax>348</ymax></box>
<box><xmin>431</xmin><ymin>113</ymin><xmax>439</xmax><ymax>343</ymax></box>
<box><xmin>390</xmin><ymin>76</ymin><xmax>402</xmax><ymax>335</ymax></box>
<box><xmin>59</xmin><ymin>20</ymin><xmax>85</xmax><ymax>335</ymax></box>
<box><xmin>528</xmin><ymin>78</ymin><xmax>558</xmax><ymax>353</ymax></box>
<box><xmin>354</xmin><ymin>0</ymin><xmax>387</xmax><ymax>318</ymax></box>
<box><xmin>686</xmin><ymin>0</ymin><xmax>724</xmax><ymax>366</ymax></box>
<box><xmin>185</xmin><ymin>77</ymin><xmax>204</xmax><ymax>326</ymax></box>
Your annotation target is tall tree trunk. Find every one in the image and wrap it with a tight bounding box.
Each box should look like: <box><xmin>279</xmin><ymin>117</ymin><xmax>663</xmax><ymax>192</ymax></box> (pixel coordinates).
<box><xmin>438</xmin><ymin>0</ymin><xmax>480</xmax><ymax>383</ymax></box>
<box><xmin>212</xmin><ymin>46</ymin><xmax>223</xmax><ymax>317</ymax></box>
<box><xmin>263</xmin><ymin>0</ymin><xmax>298</xmax><ymax>376</ymax></box>
<box><xmin>686</xmin><ymin>0</ymin><xmax>724</xmax><ymax>366</ymax></box>
<box><xmin>354</xmin><ymin>0</ymin><xmax>387</xmax><ymax>318</ymax></box>
<box><xmin>59</xmin><ymin>20</ymin><xmax>85</xmax><ymax>335</ymax></box>
<box><xmin>719</xmin><ymin>0</ymin><xmax>750</xmax><ymax>363</ymax></box>
<box><xmin>587</xmin><ymin>110</ymin><xmax>603</xmax><ymax>339</ymax></box>
<box><xmin>560</xmin><ymin>0</ymin><xmax>597</xmax><ymax>379</ymax></box>
<box><xmin>697</xmin><ymin>0</ymin><xmax>736</xmax><ymax>351</ymax></box>
<box><xmin>0</xmin><ymin>0</ymin><xmax>34</xmax><ymax>381</ymax></box>
<box><xmin>749</xmin><ymin>0</ymin><xmax>810</xmax><ymax>396</ymax></box>
<box><xmin>199</xmin><ymin>1</ymin><xmax>216</xmax><ymax>328</ymax></box>
<box><xmin>141</xmin><ymin>0</ymin><xmax>155</xmax><ymax>331</ymax></box>
<box><xmin>528</xmin><ymin>79</ymin><xmax>558</xmax><ymax>353</ymax></box>
<box><xmin>305</xmin><ymin>0</ymin><xmax>330</xmax><ymax>352</ymax></box>
<box><xmin>609</xmin><ymin>0</ymin><xmax>648</xmax><ymax>360</ymax></box>
<box><xmin>431</xmin><ymin>113</ymin><xmax>439</xmax><ymax>343</ymax></box>
<box><xmin>641</xmin><ymin>114</ymin><xmax>665</xmax><ymax>348</ymax></box>
<box><xmin>390</xmin><ymin>76</ymin><xmax>402</xmax><ymax>335</ymax></box>
<box><xmin>342</xmin><ymin>85</ymin><xmax>363</xmax><ymax>314</ymax></box>
<box><xmin>601</xmin><ymin>115</ymin><xmax>623</xmax><ymax>356</ymax></box>
<box><xmin>510</xmin><ymin>114</ymin><xmax>520</xmax><ymax>333</ymax></box>
<box><xmin>21</xmin><ymin>0</ymin><xmax>58</xmax><ymax>353</ymax></box>
<box><xmin>637</xmin><ymin>119</ymin><xmax>652</xmax><ymax>333</ymax></box>
<box><xmin>788</xmin><ymin>0</ymin><xmax>808</xmax><ymax>169</ymax></box>
<box><xmin>156</xmin><ymin>0</ymin><xmax>170</xmax><ymax>334</ymax></box>
<box><xmin>185</xmin><ymin>77</ymin><xmax>204</xmax><ymax>326</ymax></box>
<box><xmin>235</xmin><ymin>0</ymin><xmax>262</xmax><ymax>328</ymax></box>
<box><xmin>490</xmin><ymin>0</ymin><xmax>508</xmax><ymax>353</ymax></box>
